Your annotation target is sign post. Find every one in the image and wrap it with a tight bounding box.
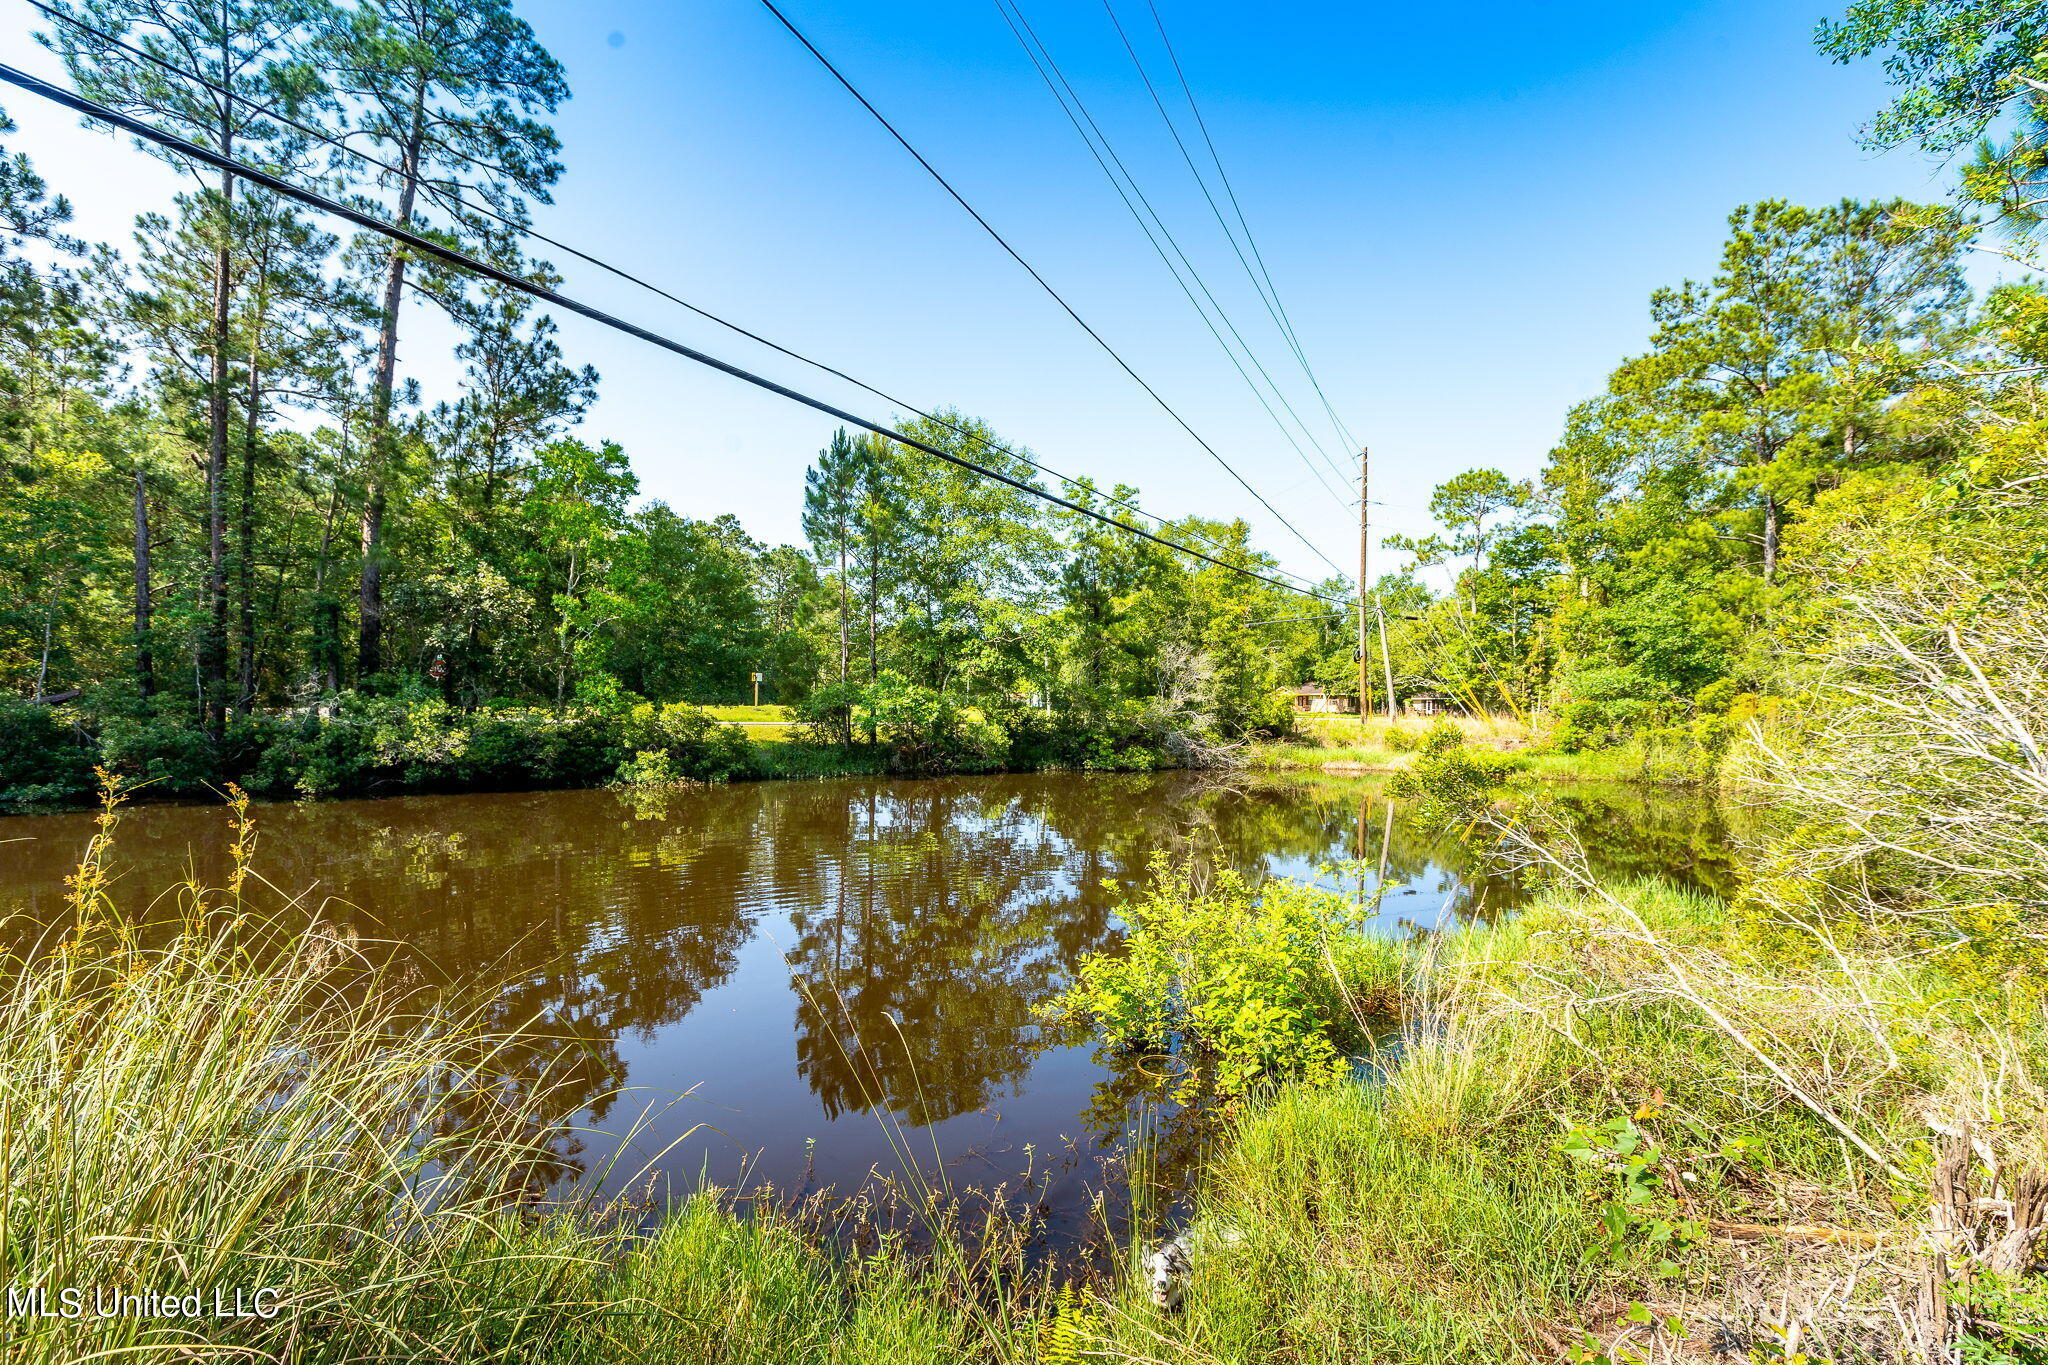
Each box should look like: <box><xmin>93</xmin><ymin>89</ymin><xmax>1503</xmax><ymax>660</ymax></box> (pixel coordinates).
<box><xmin>751</xmin><ymin>671</ymin><xmax>762</xmax><ymax>707</ymax></box>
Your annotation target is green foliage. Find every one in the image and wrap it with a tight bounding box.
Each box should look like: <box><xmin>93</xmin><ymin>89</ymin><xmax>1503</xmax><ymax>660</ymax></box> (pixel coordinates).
<box><xmin>1556</xmin><ymin>1113</ymin><xmax>1704</xmax><ymax>1272</ymax></box>
<box><xmin>1955</xmin><ymin>1270</ymin><xmax>2048</xmax><ymax>1364</ymax></box>
<box><xmin>233</xmin><ymin>695</ymin><xmax>750</xmax><ymax>798</ymax></box>
<box><xmin>857</xmin><ymin>672</ymin><xmax>1010</xmax><ymax>775</ymax></box>
<box><xmin>1037</xmin><ymin>1284</ymin><xmax>1106</xmax><ymax>1365</ymax></box>
<box><xmin>1551</xmin><ymin>664</ymin><xmax>1668</xmax><ymax>752</ymax></box>
<box><xmin>1053</xmin><ymin>855</ymin><xmax>1388</xmax><ymax>1097</ymax></box>
<box><xmin>1818</xmin><ymin>0</ymin><xmax>2048</xmax><ymax>152</ymax></box>
<box><xmin>792</xmin><ymin>679</ymin><xmax>864</xmax><ymax>748</ymax></box>
<box><xmin>0</xmin><ymin>698</ymin><xmax>91</xmax><ymax>803</ymax></box>
<box><xmin>1386</xmin><ymin>721</ymin><xmax>1524</xmax><ymax>821</ymax></box>
<box><xmin>619</xmin><ymin>701</ymin><xmax>755</xmax><ymax>783</ymax></box>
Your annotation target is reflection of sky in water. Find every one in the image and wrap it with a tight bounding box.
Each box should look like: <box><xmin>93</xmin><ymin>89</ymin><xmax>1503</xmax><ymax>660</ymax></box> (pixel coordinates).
<box><xmin>0</xmin><ymin>773</ymin><xmax>1731</xmax><ymax>1243</ymax></box>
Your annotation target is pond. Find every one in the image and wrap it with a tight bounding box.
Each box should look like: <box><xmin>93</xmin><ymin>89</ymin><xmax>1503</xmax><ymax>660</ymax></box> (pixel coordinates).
<box><xmin>0</xmin><ymin>772</ymin><xmax>1733</xmax><ymax>1255</ymax></box>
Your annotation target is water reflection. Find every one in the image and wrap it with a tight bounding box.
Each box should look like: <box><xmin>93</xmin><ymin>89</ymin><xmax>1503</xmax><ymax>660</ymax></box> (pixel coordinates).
<box><xmin>0</xmin><ymin>773</ymin><xmax>1732</xmax><ymax>1224</ymax></box>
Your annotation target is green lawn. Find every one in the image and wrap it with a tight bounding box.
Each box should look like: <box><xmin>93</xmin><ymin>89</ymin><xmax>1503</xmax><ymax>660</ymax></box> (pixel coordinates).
<box><xmin>703</xmin><ymin>704</ymin><xmax>793</xmax><ymax>722</ymax></box>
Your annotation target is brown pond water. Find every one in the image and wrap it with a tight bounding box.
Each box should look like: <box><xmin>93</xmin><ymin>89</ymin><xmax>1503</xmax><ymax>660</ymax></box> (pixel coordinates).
<box><xmin>0</xmin><ymin>772</ymin><xmax>1733</xmax><ymax>1253</ymax></box>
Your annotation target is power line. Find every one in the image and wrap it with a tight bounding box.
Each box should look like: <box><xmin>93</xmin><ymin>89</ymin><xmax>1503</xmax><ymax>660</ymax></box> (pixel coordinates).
<box><xmin>23</xmin><ymin>0</ymin><xmax>1290</xmax><ymax>572</ymax></box>
<box><xmin>755</xmin><ymin>0</ymin><xmax>1349</xmax><ymax>580</ymax></box>
<box><xmin>1094</xmin><ymin>0</ymin><xmax>1353</xmax><ymax>484</ymax></box>
<box><xmin>1139</xmin><ymin>0</ymin><xmax>1360</xmax><ymax>457</ymax></box>
<box><xmin>992</xmin><ymin>0</ymin><xmax>1353</xmax><ymax>504</ymax></box>
<box><xmin>0</xmin><ymin>60</ymin><xmax>1346</xmax><ymax>607</ymax></box>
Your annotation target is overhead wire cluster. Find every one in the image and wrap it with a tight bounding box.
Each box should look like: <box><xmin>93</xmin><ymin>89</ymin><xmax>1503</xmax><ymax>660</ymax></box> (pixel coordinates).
<box><xmin>989</xmin><ymin>0</ymin><xmax>1356</xmax><ymax>509</ymax></box>
<box><xmin>1127</xmin><ymin>0</ymin><xmax>1359</xmax><ymax>459</ymax></box>
<box><xmin>756</xmin><ymin>0</ymin><xmax>1357</xmax><ymax>580</ymax></box>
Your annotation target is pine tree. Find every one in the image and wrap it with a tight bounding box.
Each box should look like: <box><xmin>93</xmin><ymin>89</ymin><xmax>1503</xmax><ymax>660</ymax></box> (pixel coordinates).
<box><xmin>43</xmin><ymin>0</ymin><xmax>328</xmax><ymax>730</ymax></box>
<box><xmin>322</xmin><ymin>0</ymin><xmax>567</xmax><ymax>679</ymax></box>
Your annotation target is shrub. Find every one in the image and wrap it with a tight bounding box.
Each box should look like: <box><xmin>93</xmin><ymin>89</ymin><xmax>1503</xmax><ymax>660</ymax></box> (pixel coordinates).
<box><xmin>1387</xmin><ymin>721</ymin><xmax>1523</xmax><ymax>822</ymax></box>
<box><xmin>851</xmin><ymin>672</ymin><xmax>1010</xmax><ymax>775</ymax></box>
<box><xmin>249</xmin><ymin>696</ymin><xmax>645</xmax><ymax>797</ymax></box>
<box><xmin>1051</xmin><ymin>855</ymin><xmax>1393</xmax><ymax>1096</ymax></box>
<box><xmin>0</xmin><ymin>698</ymin><xmax>93</xmax><ymax>804</ymax></box>
<box><xmin>793</xmin><ymin>677</ymin><xmax>1019</xmax><ymax>772</ymax></box>
<box><xmin>619</xmin><ymin>702</ymin><xmax>754</xmax><ymax>783</ymax></box>
<box><xmin>96</xmin><ymin>707</ymin><xmax>219</xmax><ymax>793</ymax></box>
<box><xmin>1550</xmin><ymin>664</ymin><xmax>1669</xmax><ymax>752</ymax></box>
<box><xmin>792</xmin><ymin>680</ymin><xmax>865</xmax><ymax>748</ymax></box>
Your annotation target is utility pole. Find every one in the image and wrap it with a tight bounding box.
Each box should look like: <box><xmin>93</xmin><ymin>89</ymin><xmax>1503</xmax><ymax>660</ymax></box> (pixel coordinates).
<box><xmin>1358</xmin><ymin>446</ymin><xmax>1370</xmax><ymax>728</ymax></box>
<box><xmin>1359</xmin><ymin>445</ymin><xmax>1398</xmax><ymax>722</ymax></box>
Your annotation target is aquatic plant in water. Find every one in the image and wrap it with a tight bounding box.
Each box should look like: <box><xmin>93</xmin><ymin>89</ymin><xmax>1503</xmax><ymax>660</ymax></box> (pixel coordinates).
<box><xmin>1051</xmin><ymin>853</ymin><xmax>1398</xmax><ymax>1097</ymax></box>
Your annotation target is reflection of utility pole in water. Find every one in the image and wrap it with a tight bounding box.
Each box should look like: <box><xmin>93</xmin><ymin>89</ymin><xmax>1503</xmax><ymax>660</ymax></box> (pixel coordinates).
<box><xmin>1356</xmin><ymin>794</ymin><xmax>1367</xmax><ymax>908</ymax></box>
<box><xmin>1379</xmin><ymin>800</ymin><xmax>1394</xmax><ymax>899</ymax></box>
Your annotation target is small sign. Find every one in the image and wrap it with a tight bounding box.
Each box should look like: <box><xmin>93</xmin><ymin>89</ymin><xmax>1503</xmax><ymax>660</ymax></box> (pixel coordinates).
<box><xmin>427</xmin><ymin>657</ymin><xmax>447</xmax><ymax>681</ymax></box>
<box><xmin>750</xmin><ymin>672</ymin><xmax>762</xmax><ymax>682</ymax></box>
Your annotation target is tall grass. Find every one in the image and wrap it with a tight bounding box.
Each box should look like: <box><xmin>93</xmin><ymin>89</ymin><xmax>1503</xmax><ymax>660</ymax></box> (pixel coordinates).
<box><xmin>4</xmin><ymin>837</ymin><xmax>577</xmax><ymax>1356</ymax></box>
<box><xmin>0</xmin><ymin>780</ymin><xmax>1027</xmax><ymax>1363</ymax></box>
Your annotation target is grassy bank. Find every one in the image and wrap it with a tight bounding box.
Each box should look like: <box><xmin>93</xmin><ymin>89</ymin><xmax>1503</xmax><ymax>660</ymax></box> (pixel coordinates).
<box><xmin>1244</xmin><ymin>713</ymin><xmax>1707</xmax><ymax>786</ymax></box>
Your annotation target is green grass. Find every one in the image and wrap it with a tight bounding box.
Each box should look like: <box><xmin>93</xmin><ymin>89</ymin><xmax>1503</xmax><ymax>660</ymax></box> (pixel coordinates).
<box><xmin>1143</xmin><ymin>1083</ymin><xmax>1604</xmax><ymax>1363</ymax></box>
<box><xmin>748</xmin><ymin>738</ymin><xmax>891</xmax><ymax>779</ymax></box>
<box><xmin>1046</xmin><ymin>872</ymin><xmax>1940</xmax><ymax>1363</ymax></box>
<box><xmin>1243</xmin><ymin>738</ymin><xmax>1405</xmax><ymax>771</ymax></box>
<box><xmin>1245</xmin><ymin>713</ymin><xmax>1711</xmax><ymax>786</ymax></box>
<box><xmin>704</xmin><ymin>704</ymin><xmax>793</xmax><ymax>723</ymax></box>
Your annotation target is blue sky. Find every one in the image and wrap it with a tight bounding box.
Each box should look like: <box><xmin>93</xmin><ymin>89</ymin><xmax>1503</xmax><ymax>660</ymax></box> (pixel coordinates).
<box><xmin>1</xmin><ymin>0</ymin><xmax>1987</xmax><ymax>588</ymax></box>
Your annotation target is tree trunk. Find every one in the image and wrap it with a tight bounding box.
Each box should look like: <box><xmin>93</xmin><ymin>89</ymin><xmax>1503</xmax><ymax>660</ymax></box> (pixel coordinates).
<box><xmin>235</xmin><ymin>355</ymin><xmax>262</xmax><ymax>714</ymax></box>
<box><xmin>133</xmin><ymin>466</ymin><xmax>154</xmax><ymax>701</ymax></box>
<box><xmin>358</xmin><ymin>94</ymin><xmax>427</xmax><ymax>679</ymax></box>
<box><xmin>34</xmin><ymin>595</ymin><xmax>56</xmax><ymax>700</ymax></box>
<box><xmin>202</xmin><ymin>161</ymin><xmax>237</xmax><ymax>735</ymax></box>
<box><xmin>837</xmin><ymin>542</ymin><xmax>849</xmax><ymax>682</ymax></box>
<box><xmin>309</xmin><ymin>434</ymin><xmax>347</xmax><ymax>699</ymax></box>
<box><xmin>865</xmin><ymin>555</ymin><xmax>879</xmax><ymax>743</ymax></box>
<box><xmin>1757</xmin><ymin>426</ymin><xmax>1781</xmax><ymax>584</ymax></box>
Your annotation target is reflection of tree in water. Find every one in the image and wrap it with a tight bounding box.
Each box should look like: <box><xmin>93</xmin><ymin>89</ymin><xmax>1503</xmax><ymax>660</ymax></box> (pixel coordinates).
<box><xmin>0</xmin><ymin>789</ymin><xmax>775</xmax><ymax>1182</ymax></box>
<box><xmin>775</xmin><ymin>775</ymin><xmax>1493</xmax><ymax>1125</ymax></box>
<box><xmin>786</xmin><ymin>785</ymin><xmax>1105</xmax><ymax>1121</ymax></box>
<box><xmin>778</xmin><ymin>775</ymin><xmax>1379</xmax><ymax>1123</ymax></box>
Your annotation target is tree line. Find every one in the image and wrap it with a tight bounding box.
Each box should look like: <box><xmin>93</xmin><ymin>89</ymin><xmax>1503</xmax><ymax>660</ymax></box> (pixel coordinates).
<box><xmin>0</xmin><ymin>0</ymin><xmax>1359</xmax><ymax>799</ymax></box>
<box><xmin>1369</xmin><ymin>187</ymin><xmax>2043</xmax><ymax>757</ymax></box>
